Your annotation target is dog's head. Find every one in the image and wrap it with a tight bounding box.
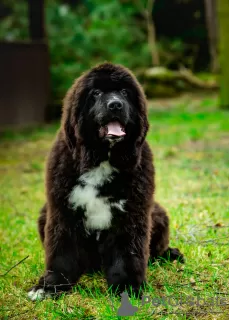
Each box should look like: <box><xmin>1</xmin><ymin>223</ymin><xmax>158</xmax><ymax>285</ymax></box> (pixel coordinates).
<box><xmin>86</xmin><ymin>86</ymin><xmax>132</xmax><ymax>145</ymax></box>
<box><xmin>62</xmin><ymin>63</ymin><xmax>149</xmax><ymax>152</ymax></box>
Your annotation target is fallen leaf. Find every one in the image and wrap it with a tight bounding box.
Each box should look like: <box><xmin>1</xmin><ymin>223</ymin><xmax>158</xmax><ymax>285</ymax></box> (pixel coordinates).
<box><xmin>215</xmin><ymin>222</ymin><xmax>224</xmax><ymax>227</ymax></box>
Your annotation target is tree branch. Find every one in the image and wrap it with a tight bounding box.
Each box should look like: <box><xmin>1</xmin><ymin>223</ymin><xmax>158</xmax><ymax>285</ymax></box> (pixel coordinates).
<box><xmin>0</xmin><ymin>256</ymin><xmax>29</xmax><ymax>277</ymax></box>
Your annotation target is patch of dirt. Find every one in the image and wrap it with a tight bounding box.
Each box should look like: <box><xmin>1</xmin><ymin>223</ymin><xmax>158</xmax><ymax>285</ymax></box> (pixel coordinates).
<box><xmin>181</xmin><ymin>134</ymin><xmax>229</xmax><ymax>152</ymax></box>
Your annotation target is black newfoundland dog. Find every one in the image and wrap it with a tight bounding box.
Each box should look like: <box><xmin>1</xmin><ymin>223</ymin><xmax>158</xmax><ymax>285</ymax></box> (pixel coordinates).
<box><xmin>28</xmin><ymin>63</ymin><xmax>183</xmax><ymax>301</ymax></box>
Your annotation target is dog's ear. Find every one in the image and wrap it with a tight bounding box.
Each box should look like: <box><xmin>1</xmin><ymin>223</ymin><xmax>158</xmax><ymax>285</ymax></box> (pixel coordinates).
<box><xmin>136</xmin><ymin>88</ymin><xmax>149</xmax><ymax>147</ymax></box>
<box><xmin>61</xmin><ymin>82</ymin><xmax>81</xmax><ymax>152</ymax></box>
<box><xmin>124</xmin><ymin>67</ymin><xmax>149</xmax><ymax>147</ymax></box>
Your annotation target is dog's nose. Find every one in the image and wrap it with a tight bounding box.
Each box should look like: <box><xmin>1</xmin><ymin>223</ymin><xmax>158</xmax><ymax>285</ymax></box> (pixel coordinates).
<box><xmin>108</xmin><ymin>100</ymin><xmax>123</xmax><ymax>111</ymax></box>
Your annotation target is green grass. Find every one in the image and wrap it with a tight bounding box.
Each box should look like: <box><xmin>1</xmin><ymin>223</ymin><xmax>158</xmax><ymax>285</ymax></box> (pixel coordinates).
<box><xmin>0</xmin><ymin>93</ymin><xmax>229</xmax><ymax>319</ymax></box>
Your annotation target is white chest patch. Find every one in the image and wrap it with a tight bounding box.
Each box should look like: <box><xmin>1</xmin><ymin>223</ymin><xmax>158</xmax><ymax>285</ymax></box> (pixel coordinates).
<box><xmin>69</xmin><ymin>161</ymin><xmax>125</xmax><ymax>231</ymax></box>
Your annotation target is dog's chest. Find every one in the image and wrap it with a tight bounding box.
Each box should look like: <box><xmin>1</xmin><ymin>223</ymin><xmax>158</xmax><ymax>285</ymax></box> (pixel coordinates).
<box><xmin>69</xmin><ymin>161</ymin><xmax>126</xmax><ymax>231</ymax></box>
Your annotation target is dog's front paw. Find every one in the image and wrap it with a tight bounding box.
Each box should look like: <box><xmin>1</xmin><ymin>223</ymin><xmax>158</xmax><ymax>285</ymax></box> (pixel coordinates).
<box><xmin>28</xmin><ymin>286</ymin><xmax>52</xmax><ymax>301</ymax></box>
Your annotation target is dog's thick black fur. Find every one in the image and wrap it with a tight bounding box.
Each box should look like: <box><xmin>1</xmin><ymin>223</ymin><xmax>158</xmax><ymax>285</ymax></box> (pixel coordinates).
<box><xmin>28</xmin><ymin>63</ymin><xmax>183</xmax><ymax>301</ymax></box>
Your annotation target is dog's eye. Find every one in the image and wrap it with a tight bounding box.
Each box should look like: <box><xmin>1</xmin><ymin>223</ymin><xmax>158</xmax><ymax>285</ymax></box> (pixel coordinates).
<box><xmin>121</xmin><ymin>89</ymin><xmax>128</xmax><ymax>96</ymax></box>
<box><xmin>93</xmin><ymin>89</ymin><xmax>101</xmax><ymax>97</ymax></box>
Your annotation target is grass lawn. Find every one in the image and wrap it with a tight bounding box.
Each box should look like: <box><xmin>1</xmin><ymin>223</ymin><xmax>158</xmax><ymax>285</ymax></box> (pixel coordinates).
<box><xmin>0</xmin><ymin>93</ymin><xmax>229</xmax><ymax>319</ymax></box>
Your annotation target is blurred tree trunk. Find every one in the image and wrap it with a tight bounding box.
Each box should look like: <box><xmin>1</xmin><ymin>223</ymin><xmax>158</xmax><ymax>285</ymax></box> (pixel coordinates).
<box><xmin>204</xmin><ymin>0</ymin><xmax>219</xmax><ymax>73</ymax></box>
<box><xmin>28</xmin><ymin>0</ymin><xmax>46</xmax><ymax>40</ymax></box>
<box><xmin>217</xmin><ymin>0</ymin><xmax>229</xmax><ymax>109</ymax></box>
<box><xmin>134</xmin><ymin>0</ymin><xmax>160</xmax><ymax>66</ymax></box>
<box><xmin>147</xmin><ymin>0</ymin><xmax>160</xmax><ymax>66</ymax></box>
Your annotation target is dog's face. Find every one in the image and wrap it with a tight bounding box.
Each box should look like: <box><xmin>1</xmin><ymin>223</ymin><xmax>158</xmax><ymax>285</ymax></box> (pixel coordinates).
<box><xmin>63</xmin><ymin>63</ymin><xmax>149</xmax><ymax>151</ymax></box>
<box><xmin>84</xmin><ymin>86</ymin><xmax>137</xmax><ymax>145</ymax></box>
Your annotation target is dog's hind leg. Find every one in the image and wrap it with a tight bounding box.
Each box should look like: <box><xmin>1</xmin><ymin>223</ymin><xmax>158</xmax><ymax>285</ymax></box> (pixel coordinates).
<box><xmin>149</xmin><ymin>202</ymin><xmax>184</xmax><ymax>263</ymax></box>
<box><xmin>38</xmin><ymin>204</ymin><xmax>47</xmax><ymax>245</ymax></box>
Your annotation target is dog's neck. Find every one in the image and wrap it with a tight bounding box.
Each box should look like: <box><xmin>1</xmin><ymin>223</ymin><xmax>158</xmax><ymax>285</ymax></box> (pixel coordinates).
<box><xmin>77</xmin><ymin>140</ymin><xmax>142</xmax><ymax>174</ymax></box>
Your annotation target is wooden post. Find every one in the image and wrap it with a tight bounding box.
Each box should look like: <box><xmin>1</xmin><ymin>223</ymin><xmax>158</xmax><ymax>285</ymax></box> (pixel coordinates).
<box><xmin>28</xmin><ymin>0</ymin><xmax>46</xmax><ymax>40</ymax></box>
<box><xmin>217</xmin><ymin>0</ymin><xmax>229</xmax><ymax>109</ymax></box>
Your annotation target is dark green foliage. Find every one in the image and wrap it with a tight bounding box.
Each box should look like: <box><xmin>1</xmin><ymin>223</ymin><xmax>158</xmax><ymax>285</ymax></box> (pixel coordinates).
<box><xmin>47</xmin><ymin>1</ymin><xmax>152</xmax><ymax>100</ymax></box>
<box><xmin>0</xmin><ymin>0</ymin><xmax>151</xmax><ymax>100</ymax></box>
<box><xmin>0</xmin><ymin>0</ymin><xmax>214</xmax><ymax>103</ymax></box>
<box><xmin>0</xmin><ymin>1</ymin><xmax>29</xmax><ymax>40</ymax></box>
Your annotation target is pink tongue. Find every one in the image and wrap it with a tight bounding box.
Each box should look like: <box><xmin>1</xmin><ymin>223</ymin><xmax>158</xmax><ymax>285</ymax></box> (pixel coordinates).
<box><xmin>106</xmin><ymin>122</ymin><xmax>126</xmax><ymax>137</ymax></box>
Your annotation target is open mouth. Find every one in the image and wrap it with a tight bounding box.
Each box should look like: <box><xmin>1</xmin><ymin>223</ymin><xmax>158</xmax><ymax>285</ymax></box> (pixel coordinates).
<box><xmin>99</xmin><ymin>121</ymin><xmax>126</xmax><ymax>139</ymax></box>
